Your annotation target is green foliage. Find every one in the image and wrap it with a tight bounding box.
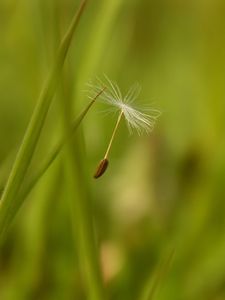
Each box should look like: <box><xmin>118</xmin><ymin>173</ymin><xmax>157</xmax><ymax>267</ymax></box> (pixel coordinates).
<box><xmin>0</xmin><ymin>0</ymin><xmax>225</xmax><ymax>300</ymax></box>
<box><xmin>0</xmin><ymin>0</ymin><xmax>87</xmax><ymax>238</ymax></box>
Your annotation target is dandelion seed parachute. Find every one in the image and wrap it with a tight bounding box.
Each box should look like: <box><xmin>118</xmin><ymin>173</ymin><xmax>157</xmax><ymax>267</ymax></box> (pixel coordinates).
<box><xmin>87</xmin><ymin>75</ymin><xmax>161</xmax><ymax>179</ymax></box>
<box><xmin>87</xmin><ymin>75</ymin><xmax>161</xmax><ymax>135</ymax></box>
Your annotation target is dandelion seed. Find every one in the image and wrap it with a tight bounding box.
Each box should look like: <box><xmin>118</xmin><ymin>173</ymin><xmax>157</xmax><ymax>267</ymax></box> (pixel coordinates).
<box><xmin>87</xmin><ymin>76</ymin><xmax>161</xmax><ymax>179</ymax></box>
<box><xmin>94</xmin><ymin>158</ymin><xmax>109</xmax><ymax>178</ymax></box>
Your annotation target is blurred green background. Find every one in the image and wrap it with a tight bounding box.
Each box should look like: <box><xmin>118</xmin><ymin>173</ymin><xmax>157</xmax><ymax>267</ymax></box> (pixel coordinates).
<box><xmin>1</xmin><ymin>0</ymin><xmax>225</xmax><ymax>299</ymax></box>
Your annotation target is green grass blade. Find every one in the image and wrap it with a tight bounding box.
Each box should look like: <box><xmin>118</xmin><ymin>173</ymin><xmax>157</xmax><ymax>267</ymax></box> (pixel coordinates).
<box><xmin>140</xmin><ymin>249</ymin><xmax>175</xmax><ymax>300</ymax></box>
<box><xmin>64</xmin><ymin>144</ymin><xmax>105</xmax><ymax>300</ymax></box>
<box><xmin>0</xmin><ymin>0</ymin><xmax>87</xmax><ymax>239</ymax></box>
<box><xmin>21</xmin><ymin>87</ymin><xmax>105</xmax><ymax>201</ymax></box>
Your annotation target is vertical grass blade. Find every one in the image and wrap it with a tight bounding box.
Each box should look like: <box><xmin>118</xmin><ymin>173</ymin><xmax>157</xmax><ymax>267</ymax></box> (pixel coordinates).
<box><xmin>0</xmin><ymin>0</ymin><xmax>87</xmax><ymax>239</ymax></box>
<box><xmin>65</xmin><ymin>150</ymin><xmax>105</xmax><ymax>300</ymax></box>
<box><xmin>59</xmin><ymin>76</ymin><xmax>105</xmax><ymax>300</ymax></box>
<box><xmin>140</xmin><ymin>250</ymin><xmax>175</xmax><ymax>300</ymax></box>
<box><xmin>57</xmin><ymin>49</ymin><xmax>105</xmax><ymax>300</ymax></box>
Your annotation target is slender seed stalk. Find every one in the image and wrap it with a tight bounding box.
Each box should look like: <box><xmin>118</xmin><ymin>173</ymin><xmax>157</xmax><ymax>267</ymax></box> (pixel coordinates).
<box><xmin>94</xmin><ymin>110</ymin><xmax>123</xmax><ymax>178</ymax></box>
<box><xmin>104</xmin><ymin>110</ymin><xmax>124</xmax><ymax>159</ymax></box>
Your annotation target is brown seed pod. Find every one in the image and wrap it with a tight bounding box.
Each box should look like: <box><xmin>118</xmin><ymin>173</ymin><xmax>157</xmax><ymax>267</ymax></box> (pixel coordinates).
<box><xmin>94</xmin><ymin>158</ymin><xmax>109</xmax><ymax>179</ymax></box>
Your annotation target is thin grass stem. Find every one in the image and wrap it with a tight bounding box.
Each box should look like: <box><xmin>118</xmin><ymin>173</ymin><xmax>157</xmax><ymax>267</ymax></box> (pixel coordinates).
<box><xmin>20</xmin><ymin>87</ymin><xmax>105</xmax><ymax>201</ymax></box>
<box><xmin>139</xmin><ymin>249</ymin><xmax>175</xmax><ymax>300</ymax></box>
